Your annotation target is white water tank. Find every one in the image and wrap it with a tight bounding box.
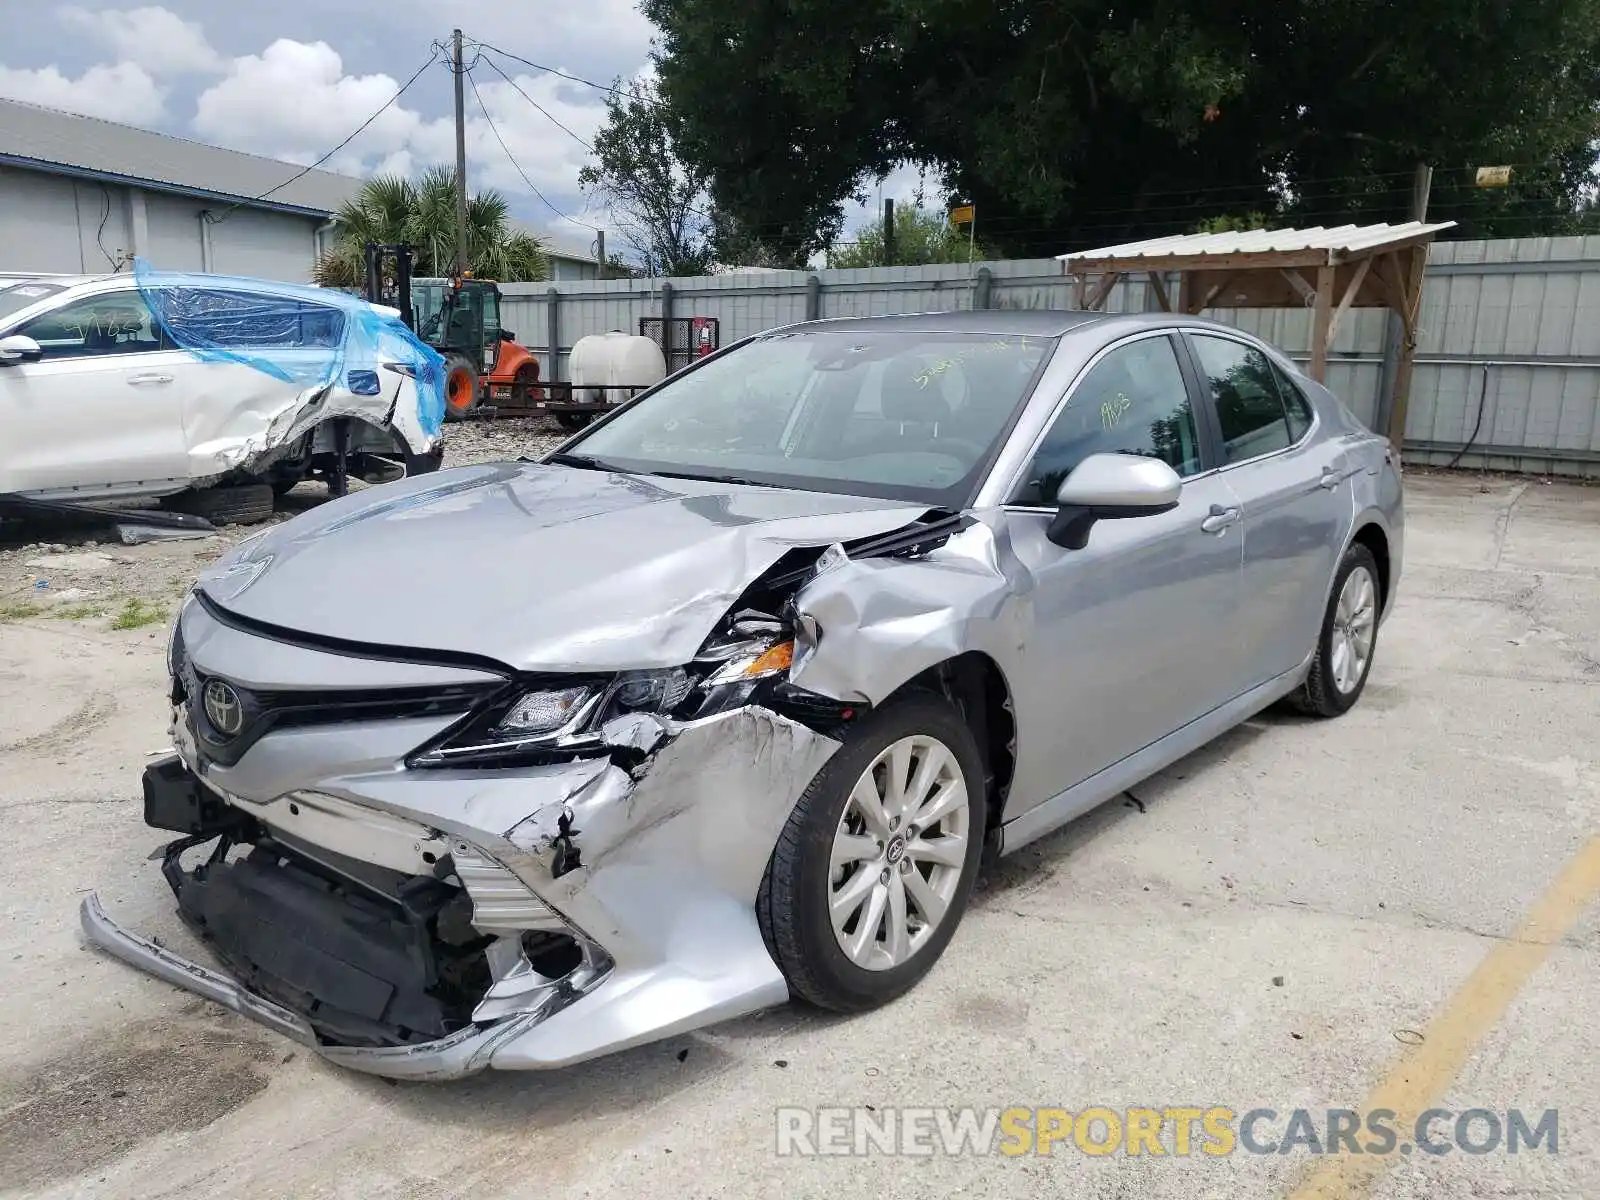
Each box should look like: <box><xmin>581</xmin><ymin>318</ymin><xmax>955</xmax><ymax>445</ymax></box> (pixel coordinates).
<box><xmin>569</xmin><ymin>331</ymin><xmax>668</xmax><ymax>403</ymax></box>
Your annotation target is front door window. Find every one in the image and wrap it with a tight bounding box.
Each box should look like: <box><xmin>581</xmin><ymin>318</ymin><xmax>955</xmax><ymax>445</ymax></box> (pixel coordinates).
<box><xmin>1014</xmin><ymin>335</ymin><xmax>1201</xmax><ymax>505</ymax></box>
<box><xmin>17</xmin><ymin>292</ymin><xmax>165</xmax><ymax>359</ymax></box>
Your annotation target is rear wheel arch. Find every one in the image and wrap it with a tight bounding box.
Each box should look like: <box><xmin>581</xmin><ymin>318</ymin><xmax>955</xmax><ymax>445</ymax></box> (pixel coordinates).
<box><xmin>1348</xmin><ymin>520</ymin><xmax>1391</xmax><ymax>615</ymax></box>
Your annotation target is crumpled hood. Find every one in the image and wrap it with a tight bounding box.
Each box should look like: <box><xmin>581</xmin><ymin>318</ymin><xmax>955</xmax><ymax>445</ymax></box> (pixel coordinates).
<box><xmin>199</xmin><ymin>462</ymin><xmax>929</xmax><ymax>670</ymax></box>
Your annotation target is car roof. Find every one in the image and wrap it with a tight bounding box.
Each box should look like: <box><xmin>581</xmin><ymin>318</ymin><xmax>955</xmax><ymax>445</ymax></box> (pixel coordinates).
<box><xmin>790</xmin><ymin>309</ymin><xmax>1109</xmax><ymax>337</ymax></box>
<box><xmin>0</xmin><ymin>273</ymin><xmax>117</xmax><ymax>290</ymax></box>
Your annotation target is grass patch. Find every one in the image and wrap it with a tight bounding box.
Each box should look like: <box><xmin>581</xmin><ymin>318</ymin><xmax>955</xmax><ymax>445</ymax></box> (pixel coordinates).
<box><xmin>52</xmin><ymin>603</ymin><xmax>109</xmax><ymax>620</ymax></box>
<box><xmin>110</xmin><ymin>598</ymin><xmax>168</xmax><ymax>630</ymax></box>
<box><xmin>0</xmin><ymin>600</ymin><xmax>46</xmax><ymax>622</ymax></box>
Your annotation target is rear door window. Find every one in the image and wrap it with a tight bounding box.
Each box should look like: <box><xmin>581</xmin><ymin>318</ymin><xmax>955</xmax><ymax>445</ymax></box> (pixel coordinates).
<box><xmin>1272</xmin><ymin>361</ymin><xmax>1315</xmax><ymax>442</ymax></box>
<box><xmin>1189</xmin><ymin>334</ymin><xmax>1296</xmax><ymax>464</ymax></box>
<box><xmin>156</xmin><ymin>289</ymin><xmax>345</xmax><ymax>350</ymax></box>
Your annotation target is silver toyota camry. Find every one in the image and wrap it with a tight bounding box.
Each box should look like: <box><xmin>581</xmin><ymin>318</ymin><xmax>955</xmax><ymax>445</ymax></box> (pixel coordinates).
<box><xmin>84</xmin><ymin>309</ymin><xmax>1403</xmax><ymax>1079</ymax></box>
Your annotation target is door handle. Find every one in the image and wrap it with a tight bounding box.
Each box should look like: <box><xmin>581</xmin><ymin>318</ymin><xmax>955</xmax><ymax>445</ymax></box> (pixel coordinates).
<box><xmin>1319</xmin><ymin>466</ymin><xmax>1342</xmax><ymax>490</ymax></box>
<box><xmin>126</xmin><ymin>372</ymin><xmax>173</xmax><ymax>385</ymax></box>
<box><xmin>1200</xmin><ymin>504</ymin><xmax>1240</xmax><ymax>534</ymax></box>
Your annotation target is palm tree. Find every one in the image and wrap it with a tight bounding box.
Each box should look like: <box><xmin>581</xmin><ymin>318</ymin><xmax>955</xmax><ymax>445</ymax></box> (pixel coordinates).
<box><xmin>314</xmin><ymin>168</ymin><xmax>549</xmax><ymax>287</ymax></box>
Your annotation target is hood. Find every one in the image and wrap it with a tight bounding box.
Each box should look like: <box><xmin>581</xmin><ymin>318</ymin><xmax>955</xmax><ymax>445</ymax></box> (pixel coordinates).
<box><xmin>199</xmin><ymin>462</ymin><xmax>930</xmax><ymax>671</ymax></box>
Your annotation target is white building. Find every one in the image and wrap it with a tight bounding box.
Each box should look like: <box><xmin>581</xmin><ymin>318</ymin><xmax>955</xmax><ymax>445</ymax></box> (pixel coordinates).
<box><xmin>0</xmin><ymin>98</ymin><xmax>600</xmax><ymax>283</ymax></box>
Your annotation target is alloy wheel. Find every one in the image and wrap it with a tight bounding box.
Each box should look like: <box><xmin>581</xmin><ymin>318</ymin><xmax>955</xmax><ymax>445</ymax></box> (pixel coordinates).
<box><xmin>1330</xmin><ymin>564</ymin><xmax>1377</xmax><ymax>694</ymax></box>
<box><xmin>828</xmin><ymin>734</ymin><xmax>970</xmax><ymax>971</ymax></box>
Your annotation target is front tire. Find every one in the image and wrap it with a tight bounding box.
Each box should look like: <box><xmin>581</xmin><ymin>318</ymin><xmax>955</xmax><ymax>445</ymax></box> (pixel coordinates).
<box><xmin>757</xmin><ymin>692</ymin><xmax>985</xmax><ymax>1013</ymax></box>
<box><xmin>1290</xmin><ymin>543</ymin><xmax>1381</xmax><ymax>717</ymax></box>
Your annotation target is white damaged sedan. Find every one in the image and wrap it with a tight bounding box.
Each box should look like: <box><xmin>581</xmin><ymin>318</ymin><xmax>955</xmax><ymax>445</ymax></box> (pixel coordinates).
<box><xmin>0</xmin><ymin>265</ymin><xmax>446</xmax><ymax>524</ymax></box>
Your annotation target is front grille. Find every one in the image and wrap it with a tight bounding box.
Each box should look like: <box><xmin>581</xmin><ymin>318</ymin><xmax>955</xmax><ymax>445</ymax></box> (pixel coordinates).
<box><xmin>172</xmin><ymin>658</ymin><xmax>501</xmax><ymax>768</ymax></box>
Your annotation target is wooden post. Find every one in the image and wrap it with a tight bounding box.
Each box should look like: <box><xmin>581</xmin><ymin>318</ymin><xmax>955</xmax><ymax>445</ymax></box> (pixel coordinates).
<box><xmin>1385</xmin><ymin>245</ymin><xmax>1429</xmax><ymax>447</ymax></box>
<box><xmin>1377</xmin><ymin>164</ymin><xmax>1432</xmax><ymax>441</ymax></box>
<box><xmin>1146</xmin><ymin>271</ymin><xmax>1172</xmax><ymax>311</ymax></box>
<box><xmin>1308</xmin><ymin>264</ymin><xmax>1336</xmax><ymax>382</ymax></box>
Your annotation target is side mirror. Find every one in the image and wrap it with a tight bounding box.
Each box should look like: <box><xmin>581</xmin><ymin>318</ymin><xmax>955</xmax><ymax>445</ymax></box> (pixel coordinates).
<box><xmin>1046</xmin><ymin>453</ymin><xmax>1182</xmax><ymax>550</ymax></box>
<box><xmin>0</xmin><ymin>334</ymin><xmax>42</xmax><ymax>365</ymax></box>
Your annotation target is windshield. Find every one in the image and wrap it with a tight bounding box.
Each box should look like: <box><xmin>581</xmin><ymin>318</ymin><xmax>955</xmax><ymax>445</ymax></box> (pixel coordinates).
<box><xmin>566</xmin><ymin>329</ymin><xmax>1055</xmax><ymax>504</ymax></box>
<box><xmin>0</xmin><ymin>282</ymin><xmax>67</xmax><ymax>325</ymax></box>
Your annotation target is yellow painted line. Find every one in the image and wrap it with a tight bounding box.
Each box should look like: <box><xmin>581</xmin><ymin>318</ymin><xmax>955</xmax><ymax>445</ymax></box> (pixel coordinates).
<box><xmin>1289</xmin><ymin>833</ymin><xmax>1600</xmax><ymax>1200</ymax></box>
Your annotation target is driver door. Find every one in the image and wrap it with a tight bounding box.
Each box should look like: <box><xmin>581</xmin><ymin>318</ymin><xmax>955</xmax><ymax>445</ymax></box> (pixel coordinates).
<box><xmin>0</xmin><ymin>288</ymin><xmax>189</xmax><ymax>497</ymax></box>
<box><xmin>996</xmin><ymin>332</ymin><xmax>1245</xmax><ymax>818</ymax></box>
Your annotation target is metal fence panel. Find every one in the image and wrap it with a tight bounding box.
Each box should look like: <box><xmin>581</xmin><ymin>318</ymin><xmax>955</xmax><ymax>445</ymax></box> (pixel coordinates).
<box><xmin>499</xmin><ymin>239</ymin><xmax>1600</xmax><ymax>475</ymax></box>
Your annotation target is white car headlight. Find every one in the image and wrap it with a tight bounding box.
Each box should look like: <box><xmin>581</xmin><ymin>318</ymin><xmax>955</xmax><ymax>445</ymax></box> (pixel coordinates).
<box><xmin>495</xmin><ymin>686</ymin><xmax>595</xmax><ymax>736</ymax></box>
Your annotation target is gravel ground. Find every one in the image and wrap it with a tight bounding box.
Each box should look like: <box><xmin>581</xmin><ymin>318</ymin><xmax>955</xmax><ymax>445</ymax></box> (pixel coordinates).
<box><xmin>0</xmin><ymin>415</ymin><xmax>570</xmax><ymax>629</ymax></box>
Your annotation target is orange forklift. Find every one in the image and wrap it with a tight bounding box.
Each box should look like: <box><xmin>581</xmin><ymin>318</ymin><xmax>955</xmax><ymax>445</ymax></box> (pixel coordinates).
<box><xmin>363</xmin><ymin>243</ymin><xmax>542</xmax><ymax>419</ymax></box>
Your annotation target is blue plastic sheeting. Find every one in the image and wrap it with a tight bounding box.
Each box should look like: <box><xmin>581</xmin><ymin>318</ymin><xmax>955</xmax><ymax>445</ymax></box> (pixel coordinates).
<box><xmin>133</xmin><ymin>258</ymin><xmax>446</xmax><ymax>440</ymax></box>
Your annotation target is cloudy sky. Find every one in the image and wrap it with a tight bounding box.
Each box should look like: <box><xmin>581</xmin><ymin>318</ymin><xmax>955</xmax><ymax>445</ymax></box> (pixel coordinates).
<box><xmin>0</xmin><ymin>1</ymin><xmax>914</xmax><ymax>260</ymax></box>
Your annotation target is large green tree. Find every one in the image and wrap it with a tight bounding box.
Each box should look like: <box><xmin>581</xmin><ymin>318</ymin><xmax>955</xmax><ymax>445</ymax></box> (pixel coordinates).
<box><xmin>642</xmin><ymin>0</ymin><xmax>1600</xmax><ymax>258</ymax></box>
<box><xmin>579</xmin><ymin>81</ymin><xmax>716</xmax><ymax>274</ymax></box>
<box><xmin>314</xmin><ymin>167</ymin><xmax>548</xmax><ymax>287</ymax></box>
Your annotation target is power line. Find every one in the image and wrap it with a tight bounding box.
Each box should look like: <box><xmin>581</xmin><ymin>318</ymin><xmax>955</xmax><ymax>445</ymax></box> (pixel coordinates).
<box><xmin>475</xmin><ymin>42</ymin><xmax>622</xmax><ymax>98</ymax></box>
<box><xmin>467</xmin><ymin>69</ymin><xmax>596</xmax><ymax>232</ymax></box>
<box><xmin>478</xmin><ymin>52</ymin><xmax>594</xmax><ymax>152</ymax></box>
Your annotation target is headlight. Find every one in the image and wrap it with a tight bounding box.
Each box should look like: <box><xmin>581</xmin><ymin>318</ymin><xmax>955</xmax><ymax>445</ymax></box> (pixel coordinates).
<box><xmin>498</xmin><ymin>686</ymin><xmax>594</xmax><ymax>735</ymax></box>
<box><xmin>704</xmin><ymin>640</ymin><xmax>793</xmax><ymax>686</ymax></box>
<box><xmin>409</xmin><ymin>640</ymin><xmax>797</xmax><ymax>768</ymax></box>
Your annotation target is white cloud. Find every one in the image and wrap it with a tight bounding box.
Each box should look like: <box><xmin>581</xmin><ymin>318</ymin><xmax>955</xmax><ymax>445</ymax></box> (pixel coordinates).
<box><xmin>0</xmin><ymin>61</ymin><xmax>164</xmax><ymax>124</ymax></box>
<box><xmin>191</xmin><ymin>36</ymin><xmax>608</xmax><ymax>227</ymax></box>
<box><xmin>193</xmin><ymin>39</ymin><xmax>424</xmax><ymax>165</ymax></box>
<box><xmin>428</xmin><ymin>71</ymin><xmax>607</xmax><ymax>210</ymax></box>
<box><xmin>59</xmin><ymin>6</ymin><xmax>223</xmax><ymax>76</ymax></box>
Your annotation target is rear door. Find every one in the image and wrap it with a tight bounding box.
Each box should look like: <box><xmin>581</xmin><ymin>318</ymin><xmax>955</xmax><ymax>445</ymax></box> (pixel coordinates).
<box><xmin>1182</xmin><ymin>332</ymin><xmax>1350</xmax><ymax>687</ymax></box>
<box><xmin>0</xmin><ymin>287</ymin><xmax>189</xmax><ymax>497</ymax></box>
<box><xmin>155</xmin><ymin>287</ymin><xmax>349</xmax><ymax>477</ymax></box>
<box><xmin>994</xmin><ymin>331</ymin><xmax>1246</xmax><ymax>813</ymax></box>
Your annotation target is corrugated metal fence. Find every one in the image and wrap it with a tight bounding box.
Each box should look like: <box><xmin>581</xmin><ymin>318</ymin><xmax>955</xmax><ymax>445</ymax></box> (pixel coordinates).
<box><xmin>501</xmin><ymin>236</ymin><xmax>1600</xmax><ymax>476</ymax></box>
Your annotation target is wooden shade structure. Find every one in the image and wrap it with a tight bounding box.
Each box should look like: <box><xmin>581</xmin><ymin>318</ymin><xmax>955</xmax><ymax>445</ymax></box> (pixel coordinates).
<box><xmin>1057</xmin><ymin>221</ymin><xmax>1456</xmax><ymax>446</ymax></box>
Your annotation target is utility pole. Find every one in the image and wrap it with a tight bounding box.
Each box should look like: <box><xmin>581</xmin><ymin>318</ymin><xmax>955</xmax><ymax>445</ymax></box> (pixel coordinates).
<box><xmin>883</xmin><ymin>198</ymin><xmax>896</xmax><ymax>266</ymax></box>
<box><xmin>1411</xmin><ymin>163</ymin><xmax>1434</xmax><ymax>223</ymax></box>
<box><xmin>451</xmin><ymin>28</ymin><xmax>470</xmax><ymax>279</ymax></box>
<box><xmin>596</xmin><ymin>229</ymin><xmax>606</xmax><ymax>280</ymax></box>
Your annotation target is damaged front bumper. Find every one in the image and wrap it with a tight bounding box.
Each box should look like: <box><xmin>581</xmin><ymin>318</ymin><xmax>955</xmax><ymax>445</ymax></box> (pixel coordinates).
<box><xmin>82</xmin><ymin>659</ymin><xmax>841</xmax><ymax>1078</ymax></box>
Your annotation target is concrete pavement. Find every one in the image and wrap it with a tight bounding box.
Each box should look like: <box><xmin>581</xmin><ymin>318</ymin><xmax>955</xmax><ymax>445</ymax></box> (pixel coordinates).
<box><xmin>1</xmin><ymin>470</ymin><xmax>1596</xmax><ymax>1199</ymax></box>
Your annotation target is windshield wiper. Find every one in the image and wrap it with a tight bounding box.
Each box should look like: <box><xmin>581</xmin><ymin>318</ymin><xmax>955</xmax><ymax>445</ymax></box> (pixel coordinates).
<box><xmin>641</xmin><ymin>468</ymin><xmax>778</xmax><ymax>488</ymax></box>
<box><xmin>546</xmin><ymin>451</ymin><xmax>615</xmax><ymax>471</ymax></box>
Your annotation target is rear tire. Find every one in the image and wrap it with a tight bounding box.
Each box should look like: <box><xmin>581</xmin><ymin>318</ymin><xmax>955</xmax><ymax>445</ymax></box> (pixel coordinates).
<box><xmin>757</xmin><ymin>692</ymin><xmax>985</xmax><ymax>1013</ymax></box>
<box><xmin>1289</xmin><ymin>542</ymin><xmax>1381</xmax><ymax>717</ymax></box>
<box><xmin>163</xmin><ymin>483</ymin><xmax>275</xmax><ymax>527</ymax></box>
<box><xmin>442</xmin><ymin>354</ymin><xmax>480</xmax><ymax>420</ymax></box>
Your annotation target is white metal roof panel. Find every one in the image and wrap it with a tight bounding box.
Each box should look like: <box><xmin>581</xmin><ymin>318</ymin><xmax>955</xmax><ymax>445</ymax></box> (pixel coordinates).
<box><xmin>1057</xmin><ymin>220</ymin><xmax>1457</xmax><ymax>265</ymax></box>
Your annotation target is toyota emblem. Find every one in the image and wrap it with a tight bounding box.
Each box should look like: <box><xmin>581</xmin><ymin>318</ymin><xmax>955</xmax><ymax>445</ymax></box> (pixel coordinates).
<box><xmin>202</xmin><ymin>679</ymin><xmax>245</xmax><ymax>737</ymax></box>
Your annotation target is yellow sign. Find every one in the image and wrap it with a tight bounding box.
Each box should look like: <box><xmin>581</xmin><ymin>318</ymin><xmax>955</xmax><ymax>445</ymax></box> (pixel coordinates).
<box><xmin>948</xmin><ymin>204</ymin><xmax>975</xmax><ymax>226</ymax></box>
<box><xmin>1475</xmin><ymin>166</ymin><xmax>1513</xmax><ymax>188</ymax></box>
